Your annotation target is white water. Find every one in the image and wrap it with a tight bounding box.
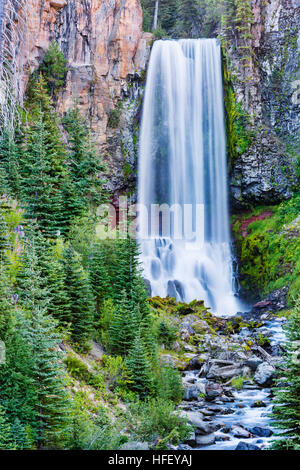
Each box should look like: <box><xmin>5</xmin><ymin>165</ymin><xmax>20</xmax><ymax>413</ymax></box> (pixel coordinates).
<box><xmin>138</xmin><ymin>39</ymin><xmax>243</xmax><ymax>316</ymax></box>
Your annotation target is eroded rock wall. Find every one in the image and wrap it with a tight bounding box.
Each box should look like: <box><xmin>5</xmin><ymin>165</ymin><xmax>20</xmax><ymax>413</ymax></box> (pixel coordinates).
<box><xmin>228</xmin><ymin>0</ymin><xmax>300</xmax><ymax>209</ymax></box>
<box><xmin>4</xmin><ymin>0</ymin><xmax>152</xmax><ymax>193</ymax></box>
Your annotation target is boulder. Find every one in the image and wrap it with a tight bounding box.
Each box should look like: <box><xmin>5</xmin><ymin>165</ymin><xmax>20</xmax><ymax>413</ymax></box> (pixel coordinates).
<box><xmin>254</xmin><ymin>362</ymin><xmax>276</xmax><ymax>386</ymax></box>
<box><xmin>235</xmin><ymin>442</ymin><xmax>261</xmax><ymax>450</ymax></box>
<box><xmin>231</xmin><ymin>426</ymin><xmax>251</xmax><ymax>438</ymax></box>
<box><xmin>196</xmin><ymin>433</ymin><xmax>216</xmax><ymax>446</ymax></box>
<box><xmin>246</xmin><ymin>355</ymin><xmax>263</xmax><ymax>371</ymax></box>
<box><xmin>248</xmin><ymin>427</ymin><xmax>273</xmax><ymax>437</ymax></box>
<box><xmin>183</xmin><ymin>431</ymin><xmax>197</xmax><ymax>448</ymax></box>
<box><xmin>205</xmin><ymin>382</ymin><xmax>223</xmax><ymax>400</ymax></box>
<box><xmin>181</xmin><ymin>411</ymin><xmax>216</xmax><ymax>435</ymax></box>
<box><xmin>207</xmin><ymin>364</ymin><xmax>242</xmax><ymax>380</ymax></box>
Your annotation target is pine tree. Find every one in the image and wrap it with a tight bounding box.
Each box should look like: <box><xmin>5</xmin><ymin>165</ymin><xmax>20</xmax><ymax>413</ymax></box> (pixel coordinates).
<box><xmin>108</xmin><ymin>289</ymin><xmax>139</xmax><ymax>356</ymax></box>
<box><xmin>126</xmin><ymin>332</ymin><xmax>153</xmax><ymax>398</ymax></box>
<box><xmin>62</xmin><ymin>107</ymin><xmax>106</xmax><ymax>215</ymax></box>
<box><xmin>0</xmin><ymin>130</ymin><xmax>20</xmax><ymax>196</ymax></box>
<box><xmin>38</xmin><ymin>41</ymin><xmax>68</xmax><ymax>99</ymax></box>
<box><xmin>272</xmin><ymin>300</ymin><xmax>300</xmax><ymax>450</ymax></box>
<box><xmin>62</xmin><ymin>245</ymin><xmax>95</xmax><ymax>350</ymax></box>
<box><xmin>0</xmin><ymin>405</ymin><xmax>12</xmax><ymax>450</ymax></box>
<box><xmin>10</xmin><ymin>419</ymin><xmax>32</xmax><ymax>450</ymax></box>
<box><xmin>88</xmin><ymin>243</ymin><xmax>111</xmax><ymax>311</ymax></box>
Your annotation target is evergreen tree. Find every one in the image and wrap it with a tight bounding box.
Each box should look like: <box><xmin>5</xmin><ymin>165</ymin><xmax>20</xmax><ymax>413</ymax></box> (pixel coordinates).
<box><xmin>272</xmin><ymin>301</ymin><xmax>300</xmax><ymax>450</ymax></box>
<box><xmin>9</xmin><ymin>418</ymin><xmax>32</xmax><ymax>450</ymax></box>
<box><xmin>0</xmin><ymin>405</ymin><xmax>12</xmax><ymax>450</ymax></box>
<box><xmin>88</xmin><ymin>243</ymin><xmax>111</xmax><ymax>311</ymax></box>
<box><xmin>108</xmin><ymin>289</ymin><xmax>139</xmax><ymax>356</ymax></box>
<box><xmin>0</xmin><ymin>130</ymin><xmax>20</xmax><ymax>196</ymax></box>
<box><xmin>62</xmin><ymin>107</ymin><xmax>106</xmax><ymax>216</ymax></box>
<box><xmin>126</xmin><ymin>332</ymin><xmax>153</xmax><ymax>398</ymax></box>
<box><xmin>38</xmin><ymin>41</ymin><xmax>68</xmax><ymax>99</ymax></box>
<box><xmin>62</xmin><ymin>245</ymin><xmax>95</xmax><ymax>350</ymax></box>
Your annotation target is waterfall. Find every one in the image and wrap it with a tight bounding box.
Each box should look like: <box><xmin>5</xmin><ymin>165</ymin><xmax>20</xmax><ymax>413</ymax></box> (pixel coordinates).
<box><xmin>138</xmin><ymin>39</ymin><xmax>243</xmax><ymax>316</ymax></box>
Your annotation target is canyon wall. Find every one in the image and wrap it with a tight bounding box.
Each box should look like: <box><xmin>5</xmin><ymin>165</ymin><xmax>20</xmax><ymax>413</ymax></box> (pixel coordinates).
<box><xmin>3</xmin><ymin>0</ymin><xmax>152</xmax><ymax>193</ymax></box>
<box><xmin>227</xmin><ymin>0</ymin><xmax>300</xmax><ymax>209</ymax></box>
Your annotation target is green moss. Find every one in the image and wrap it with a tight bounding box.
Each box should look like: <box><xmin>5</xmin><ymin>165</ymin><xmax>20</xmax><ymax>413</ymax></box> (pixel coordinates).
<box><xmin>222</xmin><ymin>46</ymin><xmax>255</xmax><ymax>167</ymax></box>
<box><xmin>233</xmin><ymin>194</ymin><xmax>300</xmax><ymax>304</ymax></box>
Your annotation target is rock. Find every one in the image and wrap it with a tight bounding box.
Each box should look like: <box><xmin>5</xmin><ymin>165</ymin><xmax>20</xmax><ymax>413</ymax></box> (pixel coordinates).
<box><xmin>205</xmin><ymin>382</ymin><xmax>224</xmax><ymax>400</ymax></box>
<box><xmin>143</xmin><ymin>278</ymin><xmax>152</xmax><ymax>296</ymax></box>
<box><xmin>254</xmin><ymin>362</ymin><xmax>276</xmax><ymax>386</ymax></box>
<box><xmin>188</xmin><ymin>355</ymin><xmax>204</xmax><ymax>369</ymax></box>
<box><xmin>231</xmin><ymin>426</ymin><xmax>251</xmax><ymax>438</ymax></box>
<box><xmin>215</xmin><ymin>432</ymin><xmax>231</xmax><ymax>442</ymax></box>
<box><xmin>196</xmin><ymin>433</ymin><xmax>216</xmax><ymax>446</ymax></box>
<box><xmin>88</xmin><ymin>341</ymin><xmax>105</xmax><ymax>361</ymax></box>
<box><xmin>207</xmin><ymin>364</ymin><xmax>242</xmax><ymax>380</ymax></box>
<box><xmin>120</xmin><ymin>441</ymin><xmax>149</xmax><ymax>450</ymax></box>
<box><xmin>181</xmin><ymin>412</ymin><xmax>216</xmax><ymax>435</ymax></box>
<box><xmin>251</xmin><ymin>400</ymin><xmax>267</xmax><ymax>408</ymax></box>
<box><xmin>235</xmin><ymin>442</ymin><xmax>261</xmax><ymax>451</ymax></box>
<box><xmin>246</xmin><ymin>356</ymin><xmax>263</xmax><ymax>371</ymax></box>
<box><xmin>183</xmin><ymin>432</ymin><xmax>197</xmax><ymax>448</ymax></box>
<box><xmin>180</xmin><ymin>329</ymin><xmax>190</xmax><ymax>342</ymax></box>
<box><xmin>248</xmin><ymin>427</ymin><xmax>273</xmax><ymax>438</ymax></box>
<box><xmin>50</xmin><ymin>0</ymin><xmax>67</xmax><ymax>9</ymax></box>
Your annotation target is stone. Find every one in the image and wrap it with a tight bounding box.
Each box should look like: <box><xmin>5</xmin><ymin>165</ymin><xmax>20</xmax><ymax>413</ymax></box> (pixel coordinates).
<box><xmin>196</xmin><ymin>433</ymin><xmax>216</xmax><ymax>446</ymax></box>
<box><xmin>231</xmin><ymin>426</ymin><xmax>251</xmax><ymax>439</ymax></box>
<box><xmin>88</xmin><ymin>341</ymin><xmax>104</xmax><ymax>361</ymax></box>
<box><xmin>205</xmin><ymin>382</ymin><xmax>224</xmax><ymax>400</ymax></box>
<box><xmin>248</xmin><ymin>427</ymin><xmax>273</xmax><ymax>438</ymax></box>
<box><xmin>207</xmin><ymin>364</ymin><xmax>242</xmax><ymax>380</ymax></box>
<box><xmin>180</xmin><ymin>412</ymin><xmax>216</xmax><ymax>435</ymax></box>
<box><xmin>246</xmin><ymin>356</ymin><xmax>264</xmax><ymax>371</ymax></box>
<box><xmin>183</xmin><ymin>432</ymin><xmax>197</xmax><ymax>448</ymax></box>
<box><xmin>254</xmin><ymin>362</ymin><xmax>276</xmax><ymax>386</ymax></box>
<box><xmin>235</xmin><ymin>442</ymin><xmax>261</xmax><ymax>451</ymax></box>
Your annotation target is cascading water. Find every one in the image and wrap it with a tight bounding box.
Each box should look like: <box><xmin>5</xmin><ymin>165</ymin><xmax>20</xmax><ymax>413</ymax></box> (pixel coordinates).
<box><xmin>138</xmin><ymin>39</ymin><xmax>244</xmax><ymax>316</ymax></box>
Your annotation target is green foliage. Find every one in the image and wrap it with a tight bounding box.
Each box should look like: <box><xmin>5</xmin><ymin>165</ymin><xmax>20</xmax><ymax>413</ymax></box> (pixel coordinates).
<box><xmin>125</xmin><ymin>398</ymin><xmax>192</xmax><ymax>447</ymax></box>
<box><xmin>62</xmin><ymin>245</ymin><xmax>95</xmax><ymax>351</ymax></box>
<box><xmin>126</xmin><ymin>332</ymin><xmax>153</xmax><ymax>398</ymax></box>
<box><xmin>107</xmin><ymin>102</ymin><xmax>123</xmax><ymax>128</ymax></box>
<box><xmin>272</xmin><ymin>298</ymin><xmax>300</xmax><ymax>449</ymax></box>
<box><xmin>38</xmin><ymin>41</ymin><xmax>68</xmax><ymax>98</ymax></box>
<box><xmin>233</xmin><ymin>194</ymin><xmax>300</xmax><ymax>303</ymax></box>
<box><xmin>223</xmin><ymin>49</ymin><xmax>254</xmax><ymax>165</ymax></box>
<box><xmin>64</xmin><ymin>355</ymin><xmax>105</xmax><ymax>391</ymax></box>
<box><xmin>157</xmin><ymin>319</ymin><xmax>177</xmax><ymax>348</ymax></box>
<box><xmin>154</xmin><ymin>364</ymin><xmax>184</xmax><ymax>403</ymax></box>
<box><xmin>231</xmin><ymin>376</ymin><xmax>246</xmax><ymax>390</ymax></box>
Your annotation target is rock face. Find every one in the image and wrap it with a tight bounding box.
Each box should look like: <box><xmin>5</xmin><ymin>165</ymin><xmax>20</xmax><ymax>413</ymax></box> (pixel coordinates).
<box><xmin>226</xmin><ymin>0</ymin><xmax>300</xmax><ymax>209</ymax></box>
<box><xmin>3</xmin><ymin>0</ymin><xmax>152</xmax><ymax>193</ymax></box>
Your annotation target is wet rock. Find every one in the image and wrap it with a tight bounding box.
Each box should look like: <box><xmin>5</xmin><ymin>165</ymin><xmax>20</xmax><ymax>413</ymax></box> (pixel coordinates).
<box><xmin>196</xmin><ymin>433</ymin><xmax>216</xmax><ymax>446</ymax></box>
<box><xmin>251</xmin><ymin>400</ymin><xmax>267</xmax><ymax>408</ymax></box>
<box><xmin>254</xmin><ymin>362</ymin><xmax>276</xmax><ymax>386</ymax></box>
<box><xmin>207</xmin><ymin>364</ymin><xmax>242</xmax><ymax>380</ymax></box>
<box><xmin>205</xmin><ymin>382</ymin><xmax>224</xmax><ymax>400</ymax></box>
<box><xmin>235</xmin><ymin>442</ymin><xmax>261</xmax><ymax>451</ymax></box>
<box><xmin>231</xmin><ymin>426</ymin><xmax>252</xmax><ymax>438</ymax></box>
<box><xmin>246</xmin><ymin>356</ymin><xmax>263</xmax><ymax>371</ymax></box>
<box><xmin>188</xmin><ymin>355</ymin><xmax>205</xmax><ymax>369</ymax></box>
<box><xmin>215</xmin><ymin>432</ymin><xmax>231</xmax><ymax>442</ymax></box>
<box><xmin>143</xmin><ymin>278</ymin><xmax>152</xmax><ymax>296</ymax></box>
<box><xmin>183</xmin><ymin>431</ymin><xmax>197</xmax><ymax>448</ymax></box>
<box><xmin>181</xmin><ymin>411</ymin><xmax>217</xmax><ymax>435</ymax></box>
<box><xmin>248</xmin><ymin>427</ymin><xmax>273</xmax><ymax>438</ymax></box>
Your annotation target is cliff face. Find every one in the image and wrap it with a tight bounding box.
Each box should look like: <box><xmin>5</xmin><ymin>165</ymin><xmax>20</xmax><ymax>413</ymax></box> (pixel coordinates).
<box><xmin>5</xmin><ymin>0</ymin><xmax>152</xmax><ymax>193</ymax></box>
<box><xmin>227</xmin><ymin>0</ymin><xmax>300</xmax><ymax>209</ymax></box>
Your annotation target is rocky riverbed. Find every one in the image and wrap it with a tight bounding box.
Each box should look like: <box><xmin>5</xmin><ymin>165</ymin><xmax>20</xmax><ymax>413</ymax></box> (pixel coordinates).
<box><xmin>150</xmin><ymin>290</ymin><xmax>289</xmax><ymax>451</ymax></box>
